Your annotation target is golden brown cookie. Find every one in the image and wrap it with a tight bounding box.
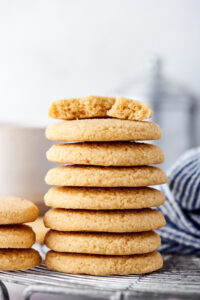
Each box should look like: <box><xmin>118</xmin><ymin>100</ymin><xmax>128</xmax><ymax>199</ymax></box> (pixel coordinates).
<box><xmin>44</xmin><ymin>208</ymin><xmax>166</xmax><ymax>232</ymax></box>
<box><xmin>44</xmin><ymin>187</ymin><xmax>165</xmax><ymax>210</ymax></box>
<box><xmin>46</xmin><ymin>142</ymin><xmax>164</xmax><ymax>166</ymax></box>
<box><xmin>45</xmin><ymin>165</ymin><xmax>167</xmax><ymax>187</ymax></box>
<box><xmin>0</xmin><ymin>196</ymin><xmax>39</xmax><ymax>225</ymax></box>
<box><xmin>46</xmin><ymin>119</ymin><xmax>161</xmax><ymax>142</ymax></box>
<box><xmin>27</xmin><ymin>217</ymin><xmax>49</xmax><ymax>244</ymax></box>
<box><xmin>0</xmin><ymin>225</ymin><xmax>35</xmax><ymax>248</ymax></box>
<box><xmin>0</xmin><ymin>249</ymin><xmax>41</xmax><ymax>270</ymax></box>
<box><xmin>45</xmin><ymin>230</ymin><xmax>161</xmax><ymax>255</ymax></box>
<box><xmin>45</xmin><ymin>251</ymin><xmax>163</xmax><ymax>275</ymax></box>
<box><xmin>48</xmin><ymin>96</ymin><xmax>153</xmax><ymax>121</ymax></box>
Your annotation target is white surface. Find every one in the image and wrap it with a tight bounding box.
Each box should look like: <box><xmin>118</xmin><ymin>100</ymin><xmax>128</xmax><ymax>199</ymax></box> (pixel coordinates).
<box><xmin>0</xmin><ymin>0</ymin><xmax>199</xmax><ymax>125</ymax></box>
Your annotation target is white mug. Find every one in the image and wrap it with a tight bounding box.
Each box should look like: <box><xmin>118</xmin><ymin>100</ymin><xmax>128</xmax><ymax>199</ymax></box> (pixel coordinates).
<box><xmin>0</xmin><ymin>123</ymin><xmax>53</xmax><ymax>214</ymax></box>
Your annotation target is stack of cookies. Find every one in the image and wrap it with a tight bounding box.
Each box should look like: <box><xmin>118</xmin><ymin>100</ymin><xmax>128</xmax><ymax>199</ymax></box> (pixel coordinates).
<box><xmin>0</xmin><ymin>196</ymin><xmax>41</xmax><ymax>270</ymax></box>
<box><xmin>44</xmin><ymin>96</ymin><xmax>167</xmax><ymax>275</ymax></box>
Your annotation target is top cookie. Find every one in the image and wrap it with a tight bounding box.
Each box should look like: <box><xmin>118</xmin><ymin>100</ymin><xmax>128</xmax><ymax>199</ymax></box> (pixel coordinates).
<box><xmin>0</xmin><ymin>196</ymin><xmax>39</xmax><ymax>225</ymax></box>
<box><xmin>48</xmin><ymin>96</ymin><xmax>153</xmax><ymax>121</ymax></box>
<box><xmin>46</xmin><ymin>119</ymin><xmax>161</xmax><ymax>142</ymax></box>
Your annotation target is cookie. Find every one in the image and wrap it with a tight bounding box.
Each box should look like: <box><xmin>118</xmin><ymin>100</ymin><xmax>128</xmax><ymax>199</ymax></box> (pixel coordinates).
<box><xmin>27</xmin><ymin>217</ymin><xmax>49</xmax><ymax>244</ymax></box>
<box><xmin>45</xmin><ymin>165</ymin><xmax>167</xmax><ymax>187</ymax></box>
<box><xmin>48</xmin><ymin>96</ymin><xmax>153</xmax><ymax>121</ymax></box>
<box><xmin>46</xmin><ymin>142</ymin><xmax>164</xmax><ymax>166</ymax></box>
<box><xmin>45</xmin><ymin>251</ymin><xmax>163</xmax><ymax>275</ymax></box>
<box><xmin>46</xmin><ymin>119</ymin><xmax>161</xmax><ymax>142</ymax></box>
<box><xmin>44</xmin><ymin>208</ymin><xmax>166</xmax><ymax>232</ymax></box>
<box><xmin>44</xmin><ymin>187</ymin><xmax>165</xmax><ymax>210</ymax></box>
<box><xmin>0</xmin><ymin>196</ymin><xmax>39</xmax><ymax>225</ymax></box>
<box><xmin>0</xmin><ymin>249</ymin><xmax>41</xmax><ymax>270</ymax></box>
<box><xmin>0</xmin><ymin>225</ymin><xmax>35</xmax><ymax>248</ymax></box>
<box><xmin>45</xmin><ymin>230</ymin><xmax>161</xmax><ymax>255</ymax></box>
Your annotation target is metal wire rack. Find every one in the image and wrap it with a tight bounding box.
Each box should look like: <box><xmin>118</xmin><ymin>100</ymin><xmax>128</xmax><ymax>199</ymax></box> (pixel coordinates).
<box><xmin>0</xmin><ymin>253</ymin><xmax>200</xmax><ymax>300</ymax></box>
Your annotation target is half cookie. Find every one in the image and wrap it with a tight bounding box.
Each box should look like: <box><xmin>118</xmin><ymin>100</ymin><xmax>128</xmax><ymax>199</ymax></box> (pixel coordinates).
<box><xmin>45</xmin><ymin>251</ymin><xmax>163</xmax><ymax>275</ymax></box>
<box><xmin>44</xmin><ymin>187</ymin><xmax>165</xmax><ymax>210</ymax></box>
<box><xmin>45</xmin><ymin>230</ymin><xmax>161</xmax><ymax>255</ymax></box>
<box><xmin>48</xmin><ymin>96</ymin><xmax>153</xmax><ymax>121</ymax></box>
<box><xmin>0</xmin><ymin>249</ymin><xmax>41</xmax><ymax>271</ymax></box>
<box><xmin>45</xmin><ymin>166</ymin><xmax>167</xmax><ymax>187</ymax></box>
<box><xmin>46</xmin><ymin>142</ymin><xmax>164</xmax><ymax>166</ymax></box>
<box><xmin>46</xmin><ymin>119</ymin><xmax>161</xmax><ymax>142</ymax></box>
<box><xmin>44</xmin><ymin>208</ymin><xmax>166</xmax><ymax>232</ymax></box>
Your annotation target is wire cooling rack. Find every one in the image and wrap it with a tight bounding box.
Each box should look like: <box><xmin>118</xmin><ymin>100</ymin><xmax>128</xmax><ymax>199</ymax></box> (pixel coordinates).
<box><xmin>0</xmin><ymin>252</ymin><xmax>200</xmax><ymax>300</ymax></box>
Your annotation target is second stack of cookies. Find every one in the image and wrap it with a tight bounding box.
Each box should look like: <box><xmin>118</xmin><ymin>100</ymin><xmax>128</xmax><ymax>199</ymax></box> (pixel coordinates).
<box><xmin>44</xmin><ymin>96</ymin><xmax>167</xmax><ymax>275</ymax></box>
<box><xmin>0</xmin><ymin>196</ymin><xmax>41</xmax><ymax>270</ymax></box>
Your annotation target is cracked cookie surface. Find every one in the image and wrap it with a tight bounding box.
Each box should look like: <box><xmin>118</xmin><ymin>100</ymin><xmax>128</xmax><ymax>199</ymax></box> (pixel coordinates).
<box><xmin>48</xmin><ymin>96</ymin><xmax>153</xmax><ymax>121</ymax></box>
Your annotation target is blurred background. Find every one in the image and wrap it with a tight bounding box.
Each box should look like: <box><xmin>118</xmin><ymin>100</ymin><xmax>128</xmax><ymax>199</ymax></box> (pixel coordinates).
<box><xmin>0</xmin><ymin>1</ymin><xmax>200</xmax><ymax>298</ymax></box>
<box><xmin>0</xmin><ymin>0</ymin><xmax>200</xmax><ymax>202</ymax></box>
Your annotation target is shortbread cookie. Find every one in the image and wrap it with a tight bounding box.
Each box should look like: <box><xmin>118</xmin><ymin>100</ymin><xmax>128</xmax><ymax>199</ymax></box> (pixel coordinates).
<box><xmin>45</xmin><ymin>251</ymin><xmax>163</xmax><ymax>275</ymax></box>
<box><xmin>44</xmin><ymin>208</ymin><xmax>166</xmax><ymax>232</ymax></box>
<box><xmin>45</xmin><ymin>166</ymin><xmax>167</xmax><ymax>187</ymax></box>
<box><xmin>0</xmin><ymin>225</ymin><xmax>35</xmax><ymax>248</ymax></box>
<box><xmin>0</xmin><ymin>196</ymin><xmax>39</xmax><ymax>225</ymax></box>
<box><xmin>46</xmin><ymin>119</ymin><xmax>161</xmax><ymax>142</ymax></box>
<box><xmin>48</xmin><ymin>96</ymin><xmax>153</xmax><ymax>121</ymax></box>
<box><xmin>45</xmin><ymin>230</ymin><xmax>161</xmax><ymax>255</ymax></box>
<box><xmin>27</xmin><ymin>217</ymin><xmax>49</xmax><ymax>244</ymax></box>
<box><xmin>44</xmin><ymin>187</ymin><xmax>165</xmax><ymax>210</ymax></box>
<box><xmin>0</xmin><ymin>249</ymin><xmax>41</xmax><ymax>270</ymax></box>
<box><xmin>46</xmin><ymin>142</ymin><xmax>164</xmax><ymax>166</ymax></box>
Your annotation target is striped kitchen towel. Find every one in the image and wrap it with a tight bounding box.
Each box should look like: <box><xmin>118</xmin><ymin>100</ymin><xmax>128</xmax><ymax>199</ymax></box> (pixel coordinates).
<box><xmin>157</xmin><ymin>147</ymin><xmax>200</xmax><ymax>254</ymax></box>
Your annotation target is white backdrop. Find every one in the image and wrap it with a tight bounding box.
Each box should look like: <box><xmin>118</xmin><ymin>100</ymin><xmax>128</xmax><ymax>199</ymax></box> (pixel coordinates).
<box><xmin>0</xmin><ymin>0</ymin><xmax>199</xmax><ymax>125</ymax></box>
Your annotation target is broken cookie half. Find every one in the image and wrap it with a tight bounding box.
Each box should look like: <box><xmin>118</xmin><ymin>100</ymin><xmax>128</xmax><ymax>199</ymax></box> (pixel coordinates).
<box><xmin>48</xmin><ymin>96</ymin><xmax>153</xmax><ymax>121</ymax></box>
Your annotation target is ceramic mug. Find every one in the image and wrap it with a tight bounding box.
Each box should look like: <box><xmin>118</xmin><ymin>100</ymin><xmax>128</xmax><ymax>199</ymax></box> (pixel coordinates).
<box><xmin>0</xmin><ymin>123</ymin><xmax>53</xmax><ymax>214</ymax></box>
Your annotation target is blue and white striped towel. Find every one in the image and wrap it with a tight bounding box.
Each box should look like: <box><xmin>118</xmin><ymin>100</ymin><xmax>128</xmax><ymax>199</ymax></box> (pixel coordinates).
<box><xmin>157</xmin><ymin>147</ymin><xmax>200</xmax><ymax>254</ymax></box>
